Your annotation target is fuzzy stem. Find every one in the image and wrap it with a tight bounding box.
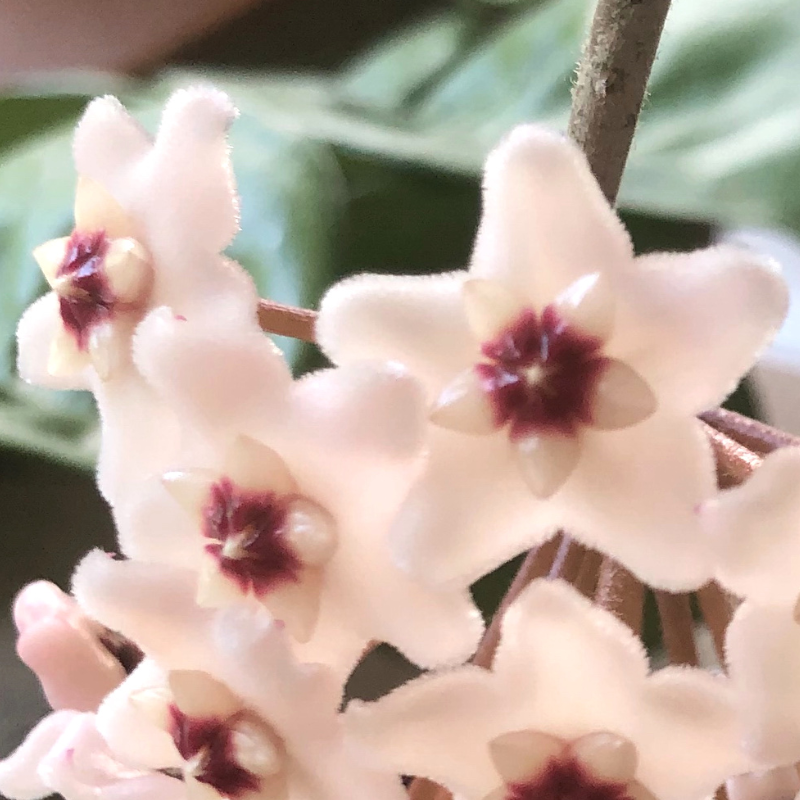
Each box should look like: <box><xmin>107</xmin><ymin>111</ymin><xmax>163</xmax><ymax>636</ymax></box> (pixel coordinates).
<box><xmin>655</xmin><ymin>591</ymin><xmax>699</xmax><ymax>666</ymax></box>
<box><xmin>696</xmin><ymin>582</ymin><xmax>738</xmax><ymax>667</ymax></box>
<box><xmin>257</xmin><ymin>299</ymin><xmax>316</xmax><ymax>342</ymax></box>
<box><xmin>594</xmin><ymin>559</ymin><xmax>644</xmax><ymax>633</ymax></box>
<box><xmin>701</xmin><ymin>407</ymin><xmax>800</xmax><ymax>454</ymax></box>
<box><xmin>703</xmin><ymin>424</ymin><xmax>763</xmax><ymax>489</ymax></box>
<box><xmin>567</xmin><ymin>0</ymin><xmax>673</xmax><ymax>204</ymax></box>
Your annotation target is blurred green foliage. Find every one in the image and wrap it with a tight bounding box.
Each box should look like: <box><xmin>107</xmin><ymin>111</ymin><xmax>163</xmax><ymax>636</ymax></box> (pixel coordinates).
<box><xmin>0</xmin><ymin>0</ymin><xmax>792</xmax><ymax>464</ymax></box>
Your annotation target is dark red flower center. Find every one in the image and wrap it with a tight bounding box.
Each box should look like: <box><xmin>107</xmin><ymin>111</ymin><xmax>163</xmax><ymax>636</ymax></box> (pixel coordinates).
<box><xmin>169</xmin><ymin>705</ymin><xmax>260</xmax><ymax>798</ymax></box>
<box><xmin>56</xmin><ymin>229</ymin><xmax>113</xmax><ymax>350</ymax></box>
<box><xmin>202</xmin><ymin>478</ymin><xmax>302</xmax><ymax>596</ymax></box>
<box><xmin>507</xmin><ymin>755</ymin><xmax>632</xmax><ymax>800</ymax></box>
<box><xmin>476</xmin><ymin>306</ymin><xmax>608</xmax><ymax>439</ymax></box>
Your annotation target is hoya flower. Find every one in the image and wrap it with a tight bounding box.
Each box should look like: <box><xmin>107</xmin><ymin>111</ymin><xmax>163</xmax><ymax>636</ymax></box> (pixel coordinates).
<box><xmin>726</xmin><ymin>600</ymin><xmax>800</xmax><ymax>768</ymax></box>
<box><xmin>17</xmin><ymin>87</ymin><xmax>260</xmax><ymax>506</ymax></box>
<box><xmin>316</xmin><ymin>125</ymin><xmax>788</xmax><ymax>590</ymax></box>
<box><xmin>108</xmin><ymin>310</ymin><xmax>482</xmax><ymax>676</ymax></box>
<box><xmin>345</xmin><ymin>580</ymin><xmax>748</xmax><ymax>800</ymax></box>
<box><xmin>701</xmin><ymin>446</ymin><xmax>800</xmax><ymax>606</ymax></box>
<box><xmin>72</xmin><ymin>552</ymin><xmax>409</xmax><ymax>800</ymax></box>
<box><xmin>13</xmin><ymin>580</ymin><xmax>128</xmax><ymax>711</ymax></box>
<box><xmin>0</xmin><ymin>710</ymin><xmax>186</xmax><ymax>800</ymax></box>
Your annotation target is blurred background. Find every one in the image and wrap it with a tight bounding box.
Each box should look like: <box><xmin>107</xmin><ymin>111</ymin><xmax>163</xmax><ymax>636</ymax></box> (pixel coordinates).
<box><xmin>1</xmin><ymin>0</ymin><xmax>800</xmax><ymax>771</ymax></box>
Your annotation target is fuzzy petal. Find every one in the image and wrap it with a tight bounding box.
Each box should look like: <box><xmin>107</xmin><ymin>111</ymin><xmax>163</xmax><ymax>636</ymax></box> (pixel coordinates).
<box><xmin>17</xmin><ymin>294</ymin><xmax>89</xmax><ymax>390</ymax></box>
<box><xmin>704</xmin><ymin>447</ymin><xmax>800</xmax><ymax>605</ymax></box>
<box><xmin>0</xmin><ymin>711</ymin><xmax>81</xmax><ymax>800</ymax></box>
<box><xmin>278</xmin><ymin>361</ymin><xmax>427</xmax><ymax>509</ymax></box>
<box><xmin>609</xmin><ymin>247</ymin><xmax>788</xmax><ymax>415</ymax></box>
<box><xmin>72</xmin><ymin>553</ymin><xmax>214</xmax><ymax>671</ymax></box>
<box><xmin>344</xmin><ymin>667</ymin><xmax>503</xmax><ymax>797</ymax></box>
<box><xmin>133</xmin><ymin>308</ymin><xmax>292</xmax><ymax>444</ymax></box>
<box><xmin>555</xmin><ymin>413</ymin><xmax>717</xmax><ymax>591</ymax></box>
<box><xmin>726</xmin><ymin>602</ymin><xmax>800</xmax><ymax>766</ymax></box>
<box><xmin>96</xmin><ymin>660</ymin><xmax>181</xmax><ymax>771</ymax></box>
<box><xmin>316</xmin><ymin>272</ymin><xmax>476</xmax><ymax>391</ymax></box>
<box><xmin>73</xmin><ymin>96</ymin><xmax>151</xmax><ymax>210</ymax></box>
<box><xmin>493</xmin><ymin>581</ymin><xmax>646</xmax><ymax>740</ymax></box>
<box><xmin>148</xmin><ymin>87</ymin><xmax>239</xmax><ymax>255</ymax></box>
<box><xmin>38</xmin><ymin>714</ymin><xmax>186</xmax><ymax>800</ymax></box>
<box><xmin>390</xmin><ymin>428</ymin><xmax>546</xmax><ymax>586</ymax></box>
<box><xmin>212</xmin><ymin>608</ymin><xmax>408</xmax><ymax>800</ymax></box>
<box><xmin>470</xmin><ymin>125</ymin><xmax>633</xmax><ymax>305</ymax></box>
<box><xmin>93</xmin><ymin>366</ymin><xmax>182</xmax><ymax>506</ymax></box>
<box><xmin>116</xmin><ymin>474</ymin><xmax>204</xmax><ymax>568</ymax></box>
<box><xmin>636</xmin><ymin>669</ymin><xmax>749</xmax><ymax>800</ymax></box>
<box><xmin>392</xmin><ymin>414</ymin><xmax>715</xmax><ymax>591</ymax></box>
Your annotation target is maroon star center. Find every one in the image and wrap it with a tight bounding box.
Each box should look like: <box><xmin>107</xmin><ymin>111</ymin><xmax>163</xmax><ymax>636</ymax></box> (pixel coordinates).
<box><xmin>169</xmin><ymin>705</ymin><xmax>260</xmax><ymax>798</ymax></box>
<box><xmin>507</xmin><ymin>755</ymin><xmax>633</xmax><ymax>800</ymax></box>
<box><xmin>56</xmin><ymin>229</ymin><xmax>114</xmax><ymax>350</ymax></box>
<box><xmin>476</xmin><ymin>305</ymin><xmax>609</xmax><ymax>439</ymax></box>
<box><xmin>202</xmin><ymin>478</ymin><xmax>302</xmax><ymax>596</ymax></box>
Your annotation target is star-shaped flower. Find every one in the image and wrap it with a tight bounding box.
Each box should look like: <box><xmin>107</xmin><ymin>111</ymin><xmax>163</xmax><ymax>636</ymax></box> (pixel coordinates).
<box><xmin>12</xmin><ymin>580</ymin><xmax>127</xmax><ymax>712</ymax></box>
<box><xmin>106</xmin><ymin>310</ymin><xmax>482</xmax><ymax>677</ymax></box>
<box><xmin>315</xmin><ymin>125</ymin><xmax>788</xmax><ymax>590</ymax></box>
<box><xmin>0</xmin><ymin>710</ymin><xmax>186</xmax><ymax>800</ymax></box>
<box><xmin>726</xmin><ymin>601</ymin><xmax>800</xmax><ymax>768</ymax></box>
<box><xmin>17</xmin><ymin>88</ymin><xmax>263</xmax><ymax>507</ymax></box>
<box><xmin>72</xmin><ymin>553</ymin><xmax>409</xmax><ymax>800</ymax></box>
<box><xmin>701</xmin><ymin>446</ymin><xmax>800</xmax><ymax>606</ymax></box>
<box><xmin>344</xmin><ymin>580</ymin><xmax>749</xmax><ymax>800</ymax></box>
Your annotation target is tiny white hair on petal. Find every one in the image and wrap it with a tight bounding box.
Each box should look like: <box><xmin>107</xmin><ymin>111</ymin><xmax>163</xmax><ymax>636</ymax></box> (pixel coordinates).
<box><xmin>73</xmin><ymin>95</ymin><xmax>151</xmax><ymax>208</ymax></box>
<box><xmin>472</xmin><ymin>124</ymin><xmax>633</xmax><ymax>305</ymax></box>
<box><xmin>315</xmin><ymin>271</ymin><xmax>475</xmax><ymax>392</ymax></box>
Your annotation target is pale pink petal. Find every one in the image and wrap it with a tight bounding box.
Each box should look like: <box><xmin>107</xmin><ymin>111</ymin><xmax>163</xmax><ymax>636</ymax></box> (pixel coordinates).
<box><xmin>344</xmin><ymin>667</ymin><xmax>504</xmax><ymax>798</ymax></box>
<box><xmin>636</xmin><ymin>669</ymin><xmax>751</xmax><ymax>800</ymax></box>
<box><xmin>73</xmin><ymin>96</ymin><xmax>151</xmax><ymax>210</ymax></box>
<box><xmin>16</xmin><ymin>294</ymin><xmax>89</xmax><ymax>390</ymax></box>
<box><xmin>389</xmin><ymin>427</ymin><xmax>550</xmax><ymax>586</ymax></box>
<box><xmin>14</xmin><ymin>580</ymin><xmax>125</xmax><ymax>711</ymax></box>
<box><xmin>704</xmin><ymin>447</ymin><xmax>800</xmax><ymax>605</ymax></box>
<box><xmin>553</xmin><ymin>413</ymin><xmax>717</xmax><ymax>591</ymax></box>
<box><xmin>38</xmin><ymin>714</ymin><xmax>186</xmax><ymax>800</ymax></box>
<box><xmin>316</xmin><ymin>272</ymin><xmax>476</xmax><ymax>391</ymax></box>
<box><xmin>394</xmin><ymin>417</ymin><xmax>714</xmax><ymax>593</ymax></box>
<box><xmin>138</xmin><ymin>90</ymin><xmax>255</xmax><ymax>323</ymax></box>
<box><xmin>96</xmin><ymin>660</ymin><xmax>181</xmax><ymax>771</ymax></box>
<box><xmin>492</xmin><ymin>581</ymin><xmax>646</xmax><ymax>740</ymax></box>
<box><xmin>93</xmin><ymin>366</ymin><xmax>182</xmax><ymax>507</ymax></box>
<box><xmin>116</xmin><ymin>475</ymin><xmax>204</xmax><ymax>568</ymax></box>
<box><xmin>277</xmin><ymin>361</ymin><xmax>427</xmax><ymax>509</ymax></box>
<box><xmin>470</xmin><ymin>125</ymin><xmax>633</xmax><ymax>305</ymax></box>
<box><xmin>72</xmin><ymin>553</ymin><xmax>215</xmax><ymax>672</ymax></box>
<box><xmin>0</xmin><ymin>710</ymin><xmax>81</xmax><ymax>799</ymax></box>
<box><xmin>133</xmin><ymin>308</ymin><xmax>292</xmax><ymax>444</ymax></box>
<box><xmin>726</xmin><ymin>602</ymin><xmax>800</xmax><ymax>766</ymax></box>
<box><xmin>148</xmin><ymin>87</ymin><xmax>239</xmax><ymax>255</ymax></box>
<box><xmin>211</xmin><ymin>606</ymin><xmax>341</xmax><ymax>738</ymax></box>
<box><xmin>608</xmin><ymin>247</ymin><xmax>788</xmax><ymax>415</ymax></box>
<box><xmin>212</xmin><ymin>608</ymin><xmax>409</xmax><ymax>800</ymax></box>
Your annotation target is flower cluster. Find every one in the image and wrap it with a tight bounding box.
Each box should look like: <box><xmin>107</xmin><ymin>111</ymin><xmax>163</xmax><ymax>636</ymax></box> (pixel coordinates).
<box><xmin>0</xmin><ymin>88</ymin><xmax>797</xmax><ymax>800</ymax></box>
